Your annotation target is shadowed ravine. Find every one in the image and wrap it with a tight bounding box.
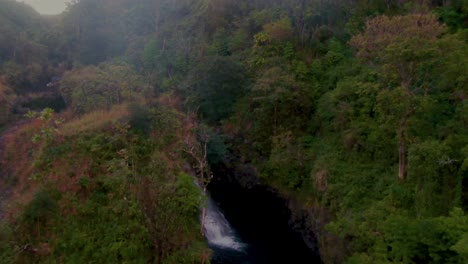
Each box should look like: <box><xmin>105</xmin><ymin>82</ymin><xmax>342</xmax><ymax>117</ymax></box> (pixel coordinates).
<box><xmin>204</xmin><ymin>171</ymin><xmax>322</xmax><ymax>264</ymax></box>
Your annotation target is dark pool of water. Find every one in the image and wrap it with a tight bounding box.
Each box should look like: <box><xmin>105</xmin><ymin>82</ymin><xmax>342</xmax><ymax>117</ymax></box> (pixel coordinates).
<box><xmin>208</xmin><ymin>168</ymin><xmax>322</xmax><ymax>264</ymax></box>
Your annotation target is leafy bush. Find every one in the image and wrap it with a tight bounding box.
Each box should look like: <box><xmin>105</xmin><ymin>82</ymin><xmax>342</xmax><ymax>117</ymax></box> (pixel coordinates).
<box><xmin>22</xmin><ymin>190</ymin><xmax>58</xmax><ymax>227</ymax></box>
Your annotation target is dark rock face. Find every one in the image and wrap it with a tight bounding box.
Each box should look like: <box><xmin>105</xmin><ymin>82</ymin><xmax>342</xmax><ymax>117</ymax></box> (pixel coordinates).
<box><xmin>232</xmin><ymin>163</ymin><xmax>259</xmax><ymax>189</ymax></box>
<box><xmin>208</xmin><ymin>163</ymin><xmax>322</xmax><ymax>264</ymax></box>
<box><xmin>288</xmin><ymin>204</ymin><xmax>322</xmax><ymax>256</ymax></box>
<box><xmin>288</xmin><ymin>200</ymin><xmax>348</xmax><ymax>264</ymax></box>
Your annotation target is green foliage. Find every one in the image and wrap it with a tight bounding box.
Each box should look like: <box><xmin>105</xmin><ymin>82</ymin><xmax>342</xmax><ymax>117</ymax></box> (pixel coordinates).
<box><xmin>247</xmin><ymin>66</ymin><xmax>313</xmax><ymax>155</ymax></box>
<box><xmin>2</xmin><ymin>61</ymin><xmax>47</xmax><ymax>93</ymax></box>
<box><xmin>128</xmin><ymin>103</ymin><xmax>152</xmax><ymax>135</ymax></box>
<box><xmin>60</xmin><ymin>62</ymin><xmax>149</xmax><ymax>113</ymax></box>
<box><xmin>52</xmin><ymin>179</ymin><xmax>152</xmax><ymax>264</ymax></box>
<box><xmin>209</xmin><ymin>29</ymin><xmax>232</xmax><ymax>56</ymax></box>
<box><xmin>24</xmin><ymin>108</ymin><xmax>61</xmax><ymax>146</ymax></box>
<box><xmin>408</xmin><ymin>141</ymin><xmax>459</xmax><ymax>217</ymax></box>
<box><xmin>2</xmin><ymin>1</ymin><xmax>467</xmax><ymax>263</ymax></box>
<box><xmin>22</xmin><ymin>190</ymin><xmax>58</xmax><ymax>228</ymax></box>
<box><xmin>1</xmin><ymin>103</ymin><xmax>209</xmax><ymax>263</ymax></box>
<box><xmin>229</xmin><ymin>28</ymin><xmax>251</xmax><ymax>52</ymax></box>
<box><xmin>207</xmin><ymin>132</ymin><xmax>227</xmax><ymax>165</ymax></box>
<box><xmin>0</xmin><ymin>224</ymin><xmax>16</xmax><ymax>264</ymax></box>
<box><xmin>163</xmin><ymin>241</ymin><xmax>210</xmax><ymax>264</ymax></box>
<box><xmin>60</xmin><ymin>0</ymin><xmax>128</xmax><ymax>65</ymax></box>
<box><xmin>263</xmin><ymin>17</ymin><xmax>294</xmax><ymax>44</ymax></box>
<box><xmin>0</xmin><ymin>79</ymin><xmax>15</xmax><ymax>126</ymax></box>
<box><xmin>452</xmin><ymin>233</ymin><xmax>468</xmax><ymax>262</ymax></box>
<box><xmin>225</xmin><ymin>5</ymin><xmax>467</xmax><ymax>263</ymax></box>
<box><xmin>54</xmin><ymin>196</ymin><xmax>150</xmax><ymax>263</ymax></box>
<box><xmin>186</xmin><ymin>56</ymin><xmax>248</xmax><ymax>123</ymax></box>
<box><xmin>143</xmin><ymin>38</ymin><xmax>160</xmax><ymax>71</ymax></box>
<box><xmin>379</xmin><ymin>208</ymin><xmax>468</xmax><ymax>263</ymax></box>
<box><xmin>0</xmin><ymin>0</ymin><xmax>46</xmax><ymax>64</ymax></box>
<box><xmin>262</xmin><ymin>131</ymin><xmax>307</xmax><ymax>190</ymax></box>
<box><xmin>435</xmin><ymin>0</ymin><xmax>468</xmax><ymax>31</ymax></box>
<box><xmin>176</xmin><ymin>173</ymin><xmax>203</xmax><ymax>218</ymax></box>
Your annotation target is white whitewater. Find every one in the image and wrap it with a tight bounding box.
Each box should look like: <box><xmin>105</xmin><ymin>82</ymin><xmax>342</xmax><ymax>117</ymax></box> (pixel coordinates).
<box><xmin>203</xmin><ymin>197</ymin><xmax>244</xmax><ymax>251</ymax></box>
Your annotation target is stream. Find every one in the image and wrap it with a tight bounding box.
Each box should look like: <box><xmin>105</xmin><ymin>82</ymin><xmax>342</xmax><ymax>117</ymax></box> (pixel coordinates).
<box><xmin>204</xmin><ymin>171</ymin><xmax>322</xmax><ymax>264</ymax></box>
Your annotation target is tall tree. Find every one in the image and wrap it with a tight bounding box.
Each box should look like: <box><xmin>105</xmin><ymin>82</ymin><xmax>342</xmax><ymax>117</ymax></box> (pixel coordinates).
<box><xmin>351</xmin><ymin>13</ymin><xmax>446</xmax><ymax>180</ymax></box>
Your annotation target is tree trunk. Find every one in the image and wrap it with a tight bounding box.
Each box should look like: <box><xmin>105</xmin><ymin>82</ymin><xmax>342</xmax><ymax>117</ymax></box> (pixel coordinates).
<box><xmin>183</xmin><ymin>119</ymin><xmax>211</xmax><ymax>237</ymax></box>
<box><xmin>200</xmin><ymin>206</ymin><xmax>206</xmax><ymax>235</ymax></box>
<box><xmin>398</xmin><ymin>107</ymin><xmax>414</xmax><ymax>180</ymax></box>
<box><xmin>152</xmin><ymin>0</ymin><xmax>161</xmax><ymax>37</ymax></box>
<box><xmin>398</xmin><ymin>128</ymin><xmax>406</xmax><ymax>180</ymax></box>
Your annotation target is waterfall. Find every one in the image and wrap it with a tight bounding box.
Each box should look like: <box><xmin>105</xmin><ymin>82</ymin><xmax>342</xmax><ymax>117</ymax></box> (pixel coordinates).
<box><xmin>203</xmin><ymin>196</ymin><xmax>244</xmax><ymax>251</ymax></box>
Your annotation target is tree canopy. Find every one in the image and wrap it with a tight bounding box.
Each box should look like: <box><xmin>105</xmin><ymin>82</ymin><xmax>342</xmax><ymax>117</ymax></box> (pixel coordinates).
<box><xmin>0</xmin><ymin>0</ymin><xmax>467</xmax><ymax>263</ymax></box>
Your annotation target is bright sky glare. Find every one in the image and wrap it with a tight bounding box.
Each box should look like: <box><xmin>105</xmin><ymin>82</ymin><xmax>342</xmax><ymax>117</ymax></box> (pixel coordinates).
<box><xmin>18</xmin><ymin>0</ymin><xmax>72</xmax><ymax>15</ymax></box>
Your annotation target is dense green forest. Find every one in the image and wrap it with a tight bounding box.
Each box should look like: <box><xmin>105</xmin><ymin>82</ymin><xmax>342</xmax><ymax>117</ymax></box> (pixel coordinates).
<box><xmin>0</xmin><ymin>0</ymin><xmax>467</xmax><ymax>263</ymax></box>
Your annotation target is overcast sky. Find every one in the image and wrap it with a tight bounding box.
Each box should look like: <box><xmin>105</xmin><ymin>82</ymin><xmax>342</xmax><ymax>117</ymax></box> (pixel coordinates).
<box><xmin>19</xmin><ymin>0</ymin><xmax>72</xmax><ymax>15</ymax></box>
